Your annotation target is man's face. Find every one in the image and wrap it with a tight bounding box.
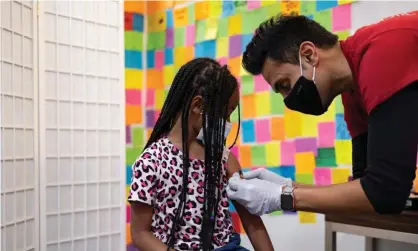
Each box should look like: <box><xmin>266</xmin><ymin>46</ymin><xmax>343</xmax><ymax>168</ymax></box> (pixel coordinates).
<box><xmin>260</xmin><ymin>51</ymin><xmax>333</xmax><ymax>115</ymax></box>
<box><xmin>261</xmin><ymin>57</ymin><xmax>305</xmax><ymax>98</ymax></box>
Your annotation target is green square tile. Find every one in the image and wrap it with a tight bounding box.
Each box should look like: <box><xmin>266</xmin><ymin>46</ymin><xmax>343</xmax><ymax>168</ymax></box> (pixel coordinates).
<box><xmin>270</xmin><ymin>92</ymin><xmax>285</xmax><ymax>115</ymax></box>
<box><xmin>334</xmin><ymin>95</ymin><xmax>344</xmax><ymax>114</ymax></box>
<box><xmin>154</xmin><ymin>31</ymin><xmax>166</xmax><ymax>50</ymax></box>
<box><xmin>132</xmin><ymin>127</ymin><xmax>144</xmax><ymax>147</ymax></box>
<box><xmin>126</xmin><ymin>146</ymin><xmax>143</xmax><ymax>165</ymax></box>
<box><xmin>125</xmin><ymin>31</ymin><xmax>143</xmax><ymax>51</ymax></box>
<box><xmin>241</xmin><ymin>75</ymin><xmax>254</xmax><ymax>95</ymax></box>
<box><xmin>147</xmin><ymin>32</ymin><xmax>165</xmax><ymax>50</ymax></box>
<box><xmin>267</xmin><ymin>3</ymin><xmax>282</xmax><ymax>18</ymax></box>
<box><xmin>336</xmin><ymin>30</ymin><xmax>350</xmax><ymax>40</ymax></box>
<box><xmin>147</xmin><ymin>32</ymin><xmax>158</xmax><ymax>50</ymax></box>
<box><xmin>269</xmin><ymin>210</ymin><xmax>283</xmax><ymax>216</ymax></box>
<box><xmin>195</xmin><ymin>20</ymin><xmax>206</xmax><ymax>43</ymax></box>
<box><xmin>314</xmin><ymin>9</ymin><xmax>332</xmax><ymax>31</ymax></box>
<box><xmin>174</xmin><ymin>27</ymin><xmax>186</xmax><ymax>47</ymax></box>
<box><xmin>296</xmin><ymin>173</ymin><xmax>314</xmax><ymax>184</ymax></box>
<box><xmin>243</xmin><ymin>7</ymin><xmax>267</xmax><ymax>34</ymax></box>
<box><xmin>125</xmin><ymin>31</ymin><xmax>134</xmax><ymax>50</ymax></box>
<box><xmin>234</xmin><ymin>0</ymin><xmax>247</xmax><ymax>13</ymax></box>
<box><xmin>300</xmin><ymin>1</ymin><xmax>316</xmax><ymax>16</ymax></box>
<box><xmin>131</xmin><ymin>31</ymin><xmax>143</xmax><ymax>51</ymax></box>
<box><xmin>188</xmin><ymin>4</ymin><xmax>195</xmax><ymax>24</ymax></box>
<box><xmin>315</xmin><ymin>148</ymin><xmax>337</xmax><ymax>167</ymax></box>
<box><xmin>251</xmin><ymin>145</ymin><xmax>266</xmax><ymax>166</ymax></box>
<box><xmin>230</xmin><ymin>108</ymin><xmax>241</xmax><ymax>123</ymax></box>
<box><xmin>217</xmin><ymin>17</ymin><xmax>229</xmax><ymax>38</ymax></box>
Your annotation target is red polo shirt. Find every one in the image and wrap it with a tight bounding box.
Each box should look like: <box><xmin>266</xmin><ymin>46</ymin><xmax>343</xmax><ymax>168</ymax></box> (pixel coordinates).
<box><xmin>340</xmin><ymin>11</ymin><xmax>418</xmax><ymax>138</ymax></box>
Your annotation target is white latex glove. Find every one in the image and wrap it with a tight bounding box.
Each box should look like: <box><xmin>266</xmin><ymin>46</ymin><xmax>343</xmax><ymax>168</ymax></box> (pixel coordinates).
<box><xmin>242</xmin><ymin>168</ymin><xmax>292</xmax><ymax>187</ymax></box>
<box><xmin>226</xmin><ymin>175</ymin><xmax>283</xmax><ymax>216</ymax></box>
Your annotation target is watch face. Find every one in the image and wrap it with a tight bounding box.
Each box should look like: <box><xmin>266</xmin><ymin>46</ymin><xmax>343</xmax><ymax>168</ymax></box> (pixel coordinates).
<box><xmin>280</xmin><ymin>194</ymin><xmax>292</xmax><ymax>211</ymax></box>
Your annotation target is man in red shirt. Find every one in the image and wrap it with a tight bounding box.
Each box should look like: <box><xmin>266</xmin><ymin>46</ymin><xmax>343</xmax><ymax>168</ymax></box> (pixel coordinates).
<box><xmin>227</xmin><ymin>12</ymin><xmax>418</xmax><ymax>215</ymax></box>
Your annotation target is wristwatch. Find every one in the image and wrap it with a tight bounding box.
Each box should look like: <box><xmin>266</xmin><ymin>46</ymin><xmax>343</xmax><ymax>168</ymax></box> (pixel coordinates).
<box><xmin>281</xmin><ymin>186</ymin><xmax>296</xmax><ymax>211</ymax></box>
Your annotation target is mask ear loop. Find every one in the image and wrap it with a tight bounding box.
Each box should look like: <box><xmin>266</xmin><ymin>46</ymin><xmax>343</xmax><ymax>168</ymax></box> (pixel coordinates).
<box><xmin>299</xmin><ymin>52</ymin><xmax>316</xmax><ymax>83</ymax></box>
<box><xmin>299</xmin><ymin>53</ymin><xmax>303</xmax><ymax>76</ymax></box>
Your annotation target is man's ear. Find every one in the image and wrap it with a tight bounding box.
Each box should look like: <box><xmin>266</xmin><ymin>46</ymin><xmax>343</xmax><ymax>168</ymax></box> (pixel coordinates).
<box><xmin>190</xmin><ymin>95</ymin><xmax>203</xmax><ymax>115</ymax></box>
<box><xmin>299</xmin><ymin>41</ymin><xmax>319</xmax><ymax>67</ymax></box>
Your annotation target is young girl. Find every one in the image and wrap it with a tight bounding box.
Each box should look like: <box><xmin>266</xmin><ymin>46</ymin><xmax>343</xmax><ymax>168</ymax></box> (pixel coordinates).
<box><xmin>128</xmin><ymin>58</ymin><xmax>274</xmax><ymax>251</ymax></box>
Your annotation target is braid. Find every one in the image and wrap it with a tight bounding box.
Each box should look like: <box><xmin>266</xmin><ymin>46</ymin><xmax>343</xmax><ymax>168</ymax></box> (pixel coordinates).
<box><xmin>201</xmin><ymin>66</ymin><xmax>235</xmax><ymax>251</ymax></box>
<box><xmin>145</xmin><ymin>58</ymin><xmax>238</xmax><ymax>251</ymax></box>
<box><xmin>167</xmin><ymin>89</ymin><xmax>196</xmax><ymax>248</ymax></box>
<box><xmin>144</xmin><ymin>58</ymin><xmax>208</xmax><ymax>150</ymax></box>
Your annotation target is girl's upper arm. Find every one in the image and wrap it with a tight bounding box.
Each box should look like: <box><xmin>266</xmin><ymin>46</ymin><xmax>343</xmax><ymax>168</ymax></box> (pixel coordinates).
<box><xmin>226</xmin><ymin>152</ymin><xmax>241</xmax><ymax>179</ymax></box>
<box><xmin>131</xmin><ymin>202</ymin><xmax>154</xmax><ymax>232</ymax></box>
<box><xmin>128</xmin><ymin>148</ymin><xmax>159</xmax><ymax>205</ymax></box>
<box><xmin>129</xmin><ymin>148</ymin><xmax>159</xmax><ymax>232</ymax></box>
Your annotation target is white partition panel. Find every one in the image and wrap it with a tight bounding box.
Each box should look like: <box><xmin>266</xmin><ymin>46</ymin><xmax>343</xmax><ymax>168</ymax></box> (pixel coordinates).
<box><xmin>38</xmin><ymin>1</ymin><xmax>125</xmax><ymax>251</ymax></box>
<box><xmin>1</xmin><ymin>1</ymin><xmax>38</xmax><ymax>251</ymax></box>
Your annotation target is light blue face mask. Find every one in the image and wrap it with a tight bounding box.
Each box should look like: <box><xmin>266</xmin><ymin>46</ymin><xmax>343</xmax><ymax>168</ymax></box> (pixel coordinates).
<box><xmin>196</xmin><ymin>116</ymin><xmax>232</xmax><ymax>145</ymax></box>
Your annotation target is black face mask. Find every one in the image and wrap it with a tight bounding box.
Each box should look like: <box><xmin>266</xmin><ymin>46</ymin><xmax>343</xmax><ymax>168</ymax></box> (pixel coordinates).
<box><xmin>283</xmin><ymin>56</ymin><xmax>327</xmax><ymax>115</ymax></box>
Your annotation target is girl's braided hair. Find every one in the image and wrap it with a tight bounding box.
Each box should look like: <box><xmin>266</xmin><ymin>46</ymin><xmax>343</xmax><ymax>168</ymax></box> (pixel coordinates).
<box><xmin>144</xmin><ymin>58</ymin><xmax>240</xmax><ymax>251</ymax></box>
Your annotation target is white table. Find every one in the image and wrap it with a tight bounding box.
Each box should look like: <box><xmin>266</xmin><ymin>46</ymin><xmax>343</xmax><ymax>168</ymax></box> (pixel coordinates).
<box><xmin>324</xmin><ymin>212</ymin><xmax>418</xmax><ymax>251</ymax></box>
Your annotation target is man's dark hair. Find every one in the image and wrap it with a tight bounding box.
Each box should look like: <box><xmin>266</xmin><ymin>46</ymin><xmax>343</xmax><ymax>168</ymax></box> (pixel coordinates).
<box><xmin>144</xmin><ymin>57</ymin><xmax>240</xmax><ymax>251</ymax></box>
<box><xmin>242</xmin><ymin>15</ymin><xmax>339</xmax><ymax>75</ymax></box>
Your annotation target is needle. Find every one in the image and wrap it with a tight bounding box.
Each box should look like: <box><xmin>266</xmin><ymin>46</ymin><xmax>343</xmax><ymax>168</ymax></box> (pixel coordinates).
<box><xmin>238</xmin><ymin>170</ymin><xmax>244</xmax><ymax>179</ymax></box>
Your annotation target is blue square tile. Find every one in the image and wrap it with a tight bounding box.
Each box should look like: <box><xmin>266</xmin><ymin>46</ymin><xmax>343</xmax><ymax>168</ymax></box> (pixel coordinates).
<box><xmin>335</xmin><ymin>113</ymin><xmax>351</xmax><ymax>139</ymax></box>
<box><xmin>164</xmin><ymin>48</ymin><xmax>173</xmax><ymax>65</ymax></box>
<box><xmin>241</xmin><ymin>34</ymin><xmax>253</xmax><ymax>53</ymax></box>
<box><xmin>125</xmin><ymin>50</ymin><xmax>142</xmax><ymax>69</ymax></box>
<box><xmin>242</xmin><ymin>120</ymin><xmax>255</xmax><ymax>143</ymax></box>
<box><xmin>146</xmin><ymin>50</ymin><xmax>155</xmax><ymax>68</ymax></box>
<box><xmin>133</xmin><ymin>13</ymin><xmax>144</xmax><ymax>32</ymax></box>
<box><xmin>126</xmin><ymin>165</ymin><xmax>132</xmax><ymax>185</ymax></box>
<box><xmin>195</xmin><ymin>40</ymin><xmax>216</xmax><ymax>59</ymax></box>
<box><xmin>279</xmin><ymin>165</ymin><xmax>295</xmax><ymax>181</ymax></box>
<box><xmin>166</xmin><ymin>10</ymin><xmax>173</xmax><ymax>28</ymax></box>
<box><xmin>316</xmin><ymin>0</ymin><xmax>338</xmax><ymax>11</ymax></box>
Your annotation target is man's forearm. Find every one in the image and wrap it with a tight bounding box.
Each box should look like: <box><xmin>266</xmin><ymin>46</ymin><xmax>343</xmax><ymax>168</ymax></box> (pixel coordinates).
<box><xmin>293</xmin><ymin>179</ymin><xmax>374</xmax><ymax>214</ymax></box>
<box><xmin>292</xmin><ymin>182</ymin><xmax>326</xmax><ymax>188</ymax></box>
<box><xmin>132</xmin><ymin>231</ymin><xmax>175</xmax><ymax>251</ymax></box>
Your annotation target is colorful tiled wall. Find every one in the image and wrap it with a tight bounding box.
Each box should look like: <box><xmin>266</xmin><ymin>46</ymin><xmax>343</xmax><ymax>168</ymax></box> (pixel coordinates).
<box><xmin>124</xmin><ymin>0</ymin><xmax>357</xmax><ymax>249</ymax></box>
<box><xmin>124</xmin><ymin>1</ymin><xmax>145</xmax><ymax>250</ymax></box>
<box><xmin>143</xmin><ymin>0</ymin><xmax>355</xmax><ymax>228</ymax></box>
<box><xmin>123</xmin><ymin>2</ymin><xmax>418</xmax><ymax>251</ymax></box>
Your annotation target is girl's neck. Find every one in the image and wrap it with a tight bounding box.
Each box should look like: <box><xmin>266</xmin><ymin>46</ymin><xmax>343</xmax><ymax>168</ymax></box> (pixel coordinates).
<box><xmin>167</xmin><ymin>116</ymin><xmax>197</xmax><ymax>148</ymax></box>
<box><xmin>167</xmin><ymin>118</ymin><xmax>205</xmax><ymax>160</ymax></box>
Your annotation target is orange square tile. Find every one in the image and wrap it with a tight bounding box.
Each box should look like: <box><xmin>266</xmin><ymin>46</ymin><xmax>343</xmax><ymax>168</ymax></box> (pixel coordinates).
<box><xmin>239</xmin><ymin>145</ymin><xmax>252</xmax><ymax>168</ymax></box>
<box><xmin>295</xmin><ymin>152</ymin><xmax>316</xmax><ymax>174</ymax></box>
<box><xmin>184</xmin><ymin>46</ymin><xmax>194</xmax><ymax>63</ymax></box>
<box><xmin>195</xmin><ymin>1</ymin><xmax>210</xmax><ymax>20</ymax></box>
<box><xmin>147</xmin><ymin>0</ymin><xmax>173</xmax><ymax>14</ymax></box>
<box><xmin>226</xmin><ymin>122</ymin><xmax>240</xmax><ymax>146</ymax></box>
<box><xmin>147</xmin><ymin>69</ymin><xmax>164</xmax><ymax>89</ymax></box>
<box><xmin>242</xmin><ymin>94</ymin><xmax>256</xmax><ymax>119</ymax></box>
<box><xmin>271</xmin><ymin>116</ymin><xmax>285</xmax><ymax>140</ymax></box>
<box><xmin>126</xmin><ymin>105</ymin><xmax>142</xmax><ymax>125</ymax></box>
<box><xmin>126</xmin><ymin>223</ymin><xmax>132</xmax><ymax>244</ymax></box>
<box><xmin>124</xmin><ymin>1</ymin><xmax>145</xmax><ymax>14</ymax></box>
<box><xmin>228</xmin><ymin>57</ymin><xmax>241</xmax><ymax>77</ymax></box>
